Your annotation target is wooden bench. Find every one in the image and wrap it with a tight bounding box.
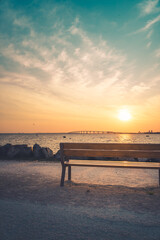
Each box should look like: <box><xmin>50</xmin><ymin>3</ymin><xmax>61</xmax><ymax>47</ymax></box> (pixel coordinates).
<box><xmin>60</xmin><ymin>143</ymin><xmax>160</xmax><ymax>187</ymax></box>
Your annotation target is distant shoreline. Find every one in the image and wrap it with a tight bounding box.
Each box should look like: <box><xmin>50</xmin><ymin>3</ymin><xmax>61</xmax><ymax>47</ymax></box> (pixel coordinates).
<box><xmin>0</xmin><ymin>132</ymin><xmax>160</xmax><ymax>135</ymax></box>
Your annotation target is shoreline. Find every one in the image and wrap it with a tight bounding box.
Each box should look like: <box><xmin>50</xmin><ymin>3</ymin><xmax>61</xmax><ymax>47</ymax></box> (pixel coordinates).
<box><xmin>0</xmin><ymin>160</ymin><xmax>160</xmax><ymax>208</ymax></box>
<box><xmin>0</xmin><ymin>160</ymin><xmax>160</xmax><ymax>240</ymax></box>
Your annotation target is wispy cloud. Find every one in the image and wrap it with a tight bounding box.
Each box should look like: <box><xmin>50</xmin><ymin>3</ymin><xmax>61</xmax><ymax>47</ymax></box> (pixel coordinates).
<box><xmin>131</xmin><ymin>1</ymin><xmax>160</xmax><ymax>37</ymax></box>
<box><xmin>133</xmin><ymin>14</ymin><xmax>160</xmax><ymax>34</ymax></box>
<box><xmin>0</xmin><ymin>1</ymin><xmax>159</xmax><ymax>111</ymax></box>
<box><xmin>129</xmin><ymin>15</ymin><xmax>160</xmax><ymax>38</ymax></box>
<box><xmin>146</xmin><ymin>30</ymin><xmax>153</xmax><ymax>38</ymax></box>
<box><xmin>131</xmin><ymin>83</ymin><xmax>150</xmax><ymax>94</ymax></box>
<box><xmin>0</xmin><ymin>5</ymin><xmax>135</xmax><ymax>107</ymax></box>
<box><xmin>138</xmin><ymin>0</ymin><xmax>160</xmax><ymax>16</ymax></box>
<box><xmin>141</xmin><ymin>14</ymin><xmax>160</xmax><ymax>31</ymax></box>
<box><xmin>155</xmin><ymin>48</ymin><xmax>160</xmax><ymax>57</ymax></box>
<box><xmin>146</xmin><ymin>41</ymin><xmax>152</xmax><ymax>48</ymax></box>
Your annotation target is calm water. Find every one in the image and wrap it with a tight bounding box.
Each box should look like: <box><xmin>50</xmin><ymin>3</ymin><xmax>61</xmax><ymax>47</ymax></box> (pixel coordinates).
<box><xmin>0</xmin><ymin>133</ymin><xmax>160</xmax><ymax>154</ymax></box>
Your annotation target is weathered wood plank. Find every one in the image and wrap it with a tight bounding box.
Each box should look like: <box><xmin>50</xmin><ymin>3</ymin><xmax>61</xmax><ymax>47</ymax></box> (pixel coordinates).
<box><xmin>63</xmin><ymin>149</ymin><xmax>160</xmax><ymax>159</ymax></box>
<box><xmin>62</xmin><ymin>143</ymin><xmax>160</xmax><ymax>150</ymax></box>
<box><xmin>65</xmin><ymin>160</ymin><xmax>160</xmax><ymax>169</ymax></box>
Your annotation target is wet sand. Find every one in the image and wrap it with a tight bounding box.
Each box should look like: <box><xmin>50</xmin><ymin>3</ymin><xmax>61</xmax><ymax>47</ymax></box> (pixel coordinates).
<box><xmin>0</xmin><ymin>160</ymin><xmax>160</xmax><ymax>240</ymax></box>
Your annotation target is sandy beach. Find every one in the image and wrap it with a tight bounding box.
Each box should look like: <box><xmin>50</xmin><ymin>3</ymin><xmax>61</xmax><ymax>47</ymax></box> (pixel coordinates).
<box><xmin>0</xmin><ymin>160</ymin><xmax>160</xmax><ymax>240</ymax></box>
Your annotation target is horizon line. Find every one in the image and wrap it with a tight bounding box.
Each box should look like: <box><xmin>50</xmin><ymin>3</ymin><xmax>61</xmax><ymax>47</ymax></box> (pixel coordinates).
<box><xmin>0</xmin><ymin>131</ymin><xmax>160</xmax><ymax>134</ymax></box>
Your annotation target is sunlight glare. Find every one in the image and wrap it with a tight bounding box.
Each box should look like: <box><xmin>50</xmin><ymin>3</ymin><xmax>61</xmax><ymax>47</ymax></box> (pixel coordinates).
<box><xmin>118</xmin><ymin>109</ymin><xmax>131</xmax><ymax>121</ymax></box>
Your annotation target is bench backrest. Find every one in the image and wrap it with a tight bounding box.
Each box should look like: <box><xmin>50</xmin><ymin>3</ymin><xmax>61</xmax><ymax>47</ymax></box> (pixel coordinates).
<box><xmin>60</xmin><ymin>143</ymin><xmax>160</xmax><ymax>160</ymax></box>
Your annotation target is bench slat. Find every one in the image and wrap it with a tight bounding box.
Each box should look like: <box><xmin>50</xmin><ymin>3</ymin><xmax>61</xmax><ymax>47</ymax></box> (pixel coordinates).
<box><xmin>65</xmin><ymin>160</ymin><xmax>160</xmax><ymax>169</ymax></box>
<box><xmin>63</xmin><ymin>149</ymin><xmax>160</xmax><ymax>159</ymax></box>
<box><xmin>62</xmin><ymin>143</ymin><xmax>160</xmax><ymax>150</ymax></box>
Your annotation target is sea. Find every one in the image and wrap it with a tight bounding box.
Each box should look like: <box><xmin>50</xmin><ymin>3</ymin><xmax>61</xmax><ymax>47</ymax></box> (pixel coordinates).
<box><xmin>0</xmin><ymin>133</ymin><xmax>160</xmax><ymax>154</ymax></box>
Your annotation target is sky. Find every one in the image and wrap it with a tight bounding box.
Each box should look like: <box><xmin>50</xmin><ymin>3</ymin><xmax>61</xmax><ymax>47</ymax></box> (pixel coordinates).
<box><xmin>0</xmin><ymin>0</ymin><xmax>160</xmax><ymax>133</ymax></box>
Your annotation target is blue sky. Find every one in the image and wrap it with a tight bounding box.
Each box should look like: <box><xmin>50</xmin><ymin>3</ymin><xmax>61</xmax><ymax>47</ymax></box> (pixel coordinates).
<box><xmin>0</xmin><ymin>0</ymin><xmax>160</xmax><ymax>132</ymax></box>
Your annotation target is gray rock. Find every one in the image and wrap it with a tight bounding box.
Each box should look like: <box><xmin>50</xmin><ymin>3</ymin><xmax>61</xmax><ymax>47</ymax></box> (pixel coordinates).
<box><xmin>0</xmin><ymin>144</ymin><xmax>33</xmax><ymax>159</ymax></box>
<box><xmin>0</xmin><ymin>144</ymin><xmax>12</xmax><ymax>158</ymax></box>
<box><xmin>53</xmin><ymin>150</ymin><xmax>61</xmax><ymax>161</ymax></box>
<box><xmin>41</xmin><ymin>147</ymin><xmax>53</xmax><ymax>159</ymax></box>
<box><xmin>33</xmin><ymin>144</ymin><xmax>43</xmax><ymax>159</ymax></box>
<box><xmin>33</xmin><ymin>144</ymin><xmax>54</xmax><ymax>159</ymax></box>
<box><xmin>8</xmin><ymin>145</ymin><xmax>33</xmax><ymax>159</ymax></box>
<box><xmin>18</xmin><ymin>145</ymin><xmax>33</xmax><ymax>158</ymax></box>
<box><xmin>0</xmin><ymin>143</ymin><xmax>54</xmax><ymax>160</ymax></box>
<box><xmin>7</xmin><ymin>145</ymin><xmax>20</xmax><ymax>159</ymax></box>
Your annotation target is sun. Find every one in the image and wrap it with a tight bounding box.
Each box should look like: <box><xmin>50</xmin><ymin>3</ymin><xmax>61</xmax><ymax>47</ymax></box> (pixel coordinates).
<box><xmin>118</xmin><ymin>109</ymin><xmax>131</xmax><ymax>121</ymax></box>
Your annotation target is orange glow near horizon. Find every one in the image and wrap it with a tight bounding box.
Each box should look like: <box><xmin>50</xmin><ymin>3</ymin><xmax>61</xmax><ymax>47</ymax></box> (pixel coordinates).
<box><xmin>0</xmin><ymin>85</ymin><xmax>160</xmax><ymax>133</ymax></box>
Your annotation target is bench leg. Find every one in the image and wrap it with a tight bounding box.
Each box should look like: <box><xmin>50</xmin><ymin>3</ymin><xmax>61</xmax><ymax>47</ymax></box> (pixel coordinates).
<box><xmin>159</xmin><ymin>169</ymin><xmax>160</xmax><ymax>187</ymax></box>
<box><xmin>60</xmin><ymin>166</ymin><xmax>66</xmax><ymax>187</ymax></box>
<box><xmin>68</xmin><ymin>166</ymin><xmax>71</xmax><ymax>181</ymax></box>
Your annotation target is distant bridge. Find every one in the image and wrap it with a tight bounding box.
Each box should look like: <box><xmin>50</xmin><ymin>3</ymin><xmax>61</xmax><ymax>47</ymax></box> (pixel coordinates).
<box><xmin>68</xmin><ymin>131</ymin><xmax>114</xmax><ymax>134</ymax></box>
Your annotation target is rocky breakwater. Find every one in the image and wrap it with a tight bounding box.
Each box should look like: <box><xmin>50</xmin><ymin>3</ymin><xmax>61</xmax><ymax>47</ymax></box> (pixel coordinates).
<box><xmin>0</xmin><ymin>143</ymin><xmax>55</xmax><ymax>160</ymax></box>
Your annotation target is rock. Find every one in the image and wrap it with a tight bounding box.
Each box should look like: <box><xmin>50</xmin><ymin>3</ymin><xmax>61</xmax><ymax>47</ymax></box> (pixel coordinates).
<box><xmin>33</xmin><ymin>144</ymin><xmax>53</xmax><ymax>159</ymax></box>
<box><xmin>33</xmin><ymin>144</ymin><xmax>43</xmax><ymax>159</ymax></box>
<box><xmin>7</xmin><ymin>144</ymin><xmax>33</xmax><ymax>159</ymax></box>
<box><xmin>7</xmin><ymin>145</ymin><xmax>20</xmax><ymax>159</ymax></box>
<box><xmin>41</xmin><ymin>147</ymin><xmax>53</xmax><ymax>158</ymax></box>
<box><xmin>0</xmin><ymin>143</ymin><xmax>54</xmax><ymax>160</ymax></box>
<box><xmin>17</xmin><ymin>145</ymin><xmax>33</xmax><ymax>158</ymax></box>
<box><xmin>0</xmin><ymin>144</ymin><xmax>33</xmax><ymax>159</ymax></box>
<box><xmin>53</xmin><ymin>150</ymin><xmax>61</xmax><ymax>161</ymax></box>
<box><xmin>0</xmin><ymin>144</ymin><xmax>12</xmax><ymax>158</ymax></box>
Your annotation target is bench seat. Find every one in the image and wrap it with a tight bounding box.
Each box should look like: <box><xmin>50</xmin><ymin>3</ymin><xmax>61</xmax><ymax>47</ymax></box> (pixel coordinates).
<box><xmin>65</xmin><ymin>160</ymin><xmax>160</xmax><ymax>169</ymax></box>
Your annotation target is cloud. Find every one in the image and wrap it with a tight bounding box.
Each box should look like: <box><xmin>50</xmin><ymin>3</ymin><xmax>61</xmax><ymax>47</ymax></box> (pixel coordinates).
<box><xmin>130</xmin><ymin>14</ymin><xmax>160</xmax><ymax>36</ymax></box>
<box><xmin>141</xmin><ymin>14</ymin><xmax>160</xmax><ymax>31</ymax></box>
<box><xmin>146</xmin><ymin>41</ymin><xmax>152</xmax><ymax>47</ymax></box>
<box><xmin>1</xmin><ymin>1</ymin><xmax>158</xmax><ymax>110</ymax></box>
<box><xmin>13</xmin><ymin>16</ymin><xmax>32</xmax><ymax>29</ymax></box>
<box><xmin>138</xmin><ymin>0</ymin><xmax>160</xmax><ymax>16</ymax></box>
<box><xmin>0</xmin><ymin>4</ymin><xmax>135</xmax><ymax>108</ymax></box>
<box><xmin>131</xmin><ymin>83</ymin><xmax>150</xmax><ymax>94</ymax></box>
<box><xmin>132</xmin><ymin>1</ymin><xmax>160</xmax><ymax>36</ymax></box>
<box><xmin>155</xmin><ymin>48</ymin><xmax>160</xmax><ymax>57</ymax></box>
<box><xmin>146</xmin><ymin>30</ymin><xmax>153</xmax><ymax>38</ymax></box>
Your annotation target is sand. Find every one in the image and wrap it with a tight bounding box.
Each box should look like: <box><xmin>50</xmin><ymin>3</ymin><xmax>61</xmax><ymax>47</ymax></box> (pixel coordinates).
<box><xmin>0</xmin><ymin>160</ymin><xmax>160</xmax><ymax>240</ymax></box>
